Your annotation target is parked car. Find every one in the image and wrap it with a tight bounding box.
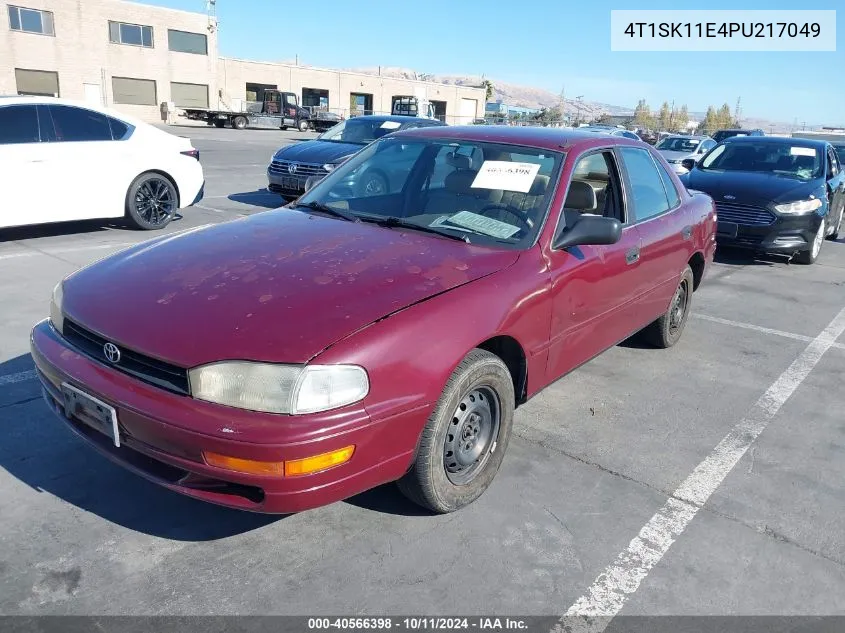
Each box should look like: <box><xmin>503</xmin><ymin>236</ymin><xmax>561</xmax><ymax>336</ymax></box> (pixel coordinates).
<box><xmin>267</xmin><ymin>114</ymin><xmax>445</xmax><ymax>200</ymax></box>
<box><xmin>679</xmin><ymin>136</ymin><xmax>845</xmax><ymax>264</ymax></box>
<box><xmin>32</xmin><ymin>126</ymin><xmax>716</xmax><ymax>516</ymax></box>
<box><xmin>580</xmin><ymin>125</ymin><xmax>641</xmax><ymax>141</ymax></box>
<box><xmin>832</xmin><ymin>142</ymin><xmax>845</xmax><ymax>166</ymax></box>
<box><xmin>711</xmin><ymin>128</ymin><xmax>765</xmax><ymax>143</ymax></box>
<box><xmin>0</xmin><ymin>96</ymin><xmax>204</xmax><ymax>231</ymax></box>
<box><xmin>655</xmin><ymin>135</ymin><xmax>717</xmax><ymax>174</ymax></box>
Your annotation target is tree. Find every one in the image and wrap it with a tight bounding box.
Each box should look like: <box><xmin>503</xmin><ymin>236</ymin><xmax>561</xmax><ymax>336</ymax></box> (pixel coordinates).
<box><xmin>673</xmin><ymin>105</ymin><xmax>689</xmax><ymax>133</ymax></box>
<box><xmin>657</xmin><ymin>101</ymin><xmax>672</xmax><ymax>132</ymax></box>
<box><xmin>596</xmin><ymin>113</ymin><xmax>614</xmax><ymax>124</ymax></box>
<box><xmin>697</xmin><ymin>106</ymin><xmax>719</xmax><ymax>135</ymax></box>
<box><xmin>482</xmin><ymin>79</ymin><xmax>494</xmax><ymax>103</ymax></box>
<box><xmin>633</xmin><ymin>99</ymin><xmax>654</xmax><ymax>130</ymax></box>
<box><xmin>717</xmin><ymin>103</ymin><xmax>733</xmax><ymax>129</ymax></box>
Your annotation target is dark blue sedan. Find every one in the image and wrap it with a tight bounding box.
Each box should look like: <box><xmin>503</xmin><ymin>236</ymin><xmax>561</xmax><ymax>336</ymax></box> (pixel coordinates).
<box><xmin>268</xmin><ymin>114</ymin><xmax>445</xmax><ymax>200</ymax></box>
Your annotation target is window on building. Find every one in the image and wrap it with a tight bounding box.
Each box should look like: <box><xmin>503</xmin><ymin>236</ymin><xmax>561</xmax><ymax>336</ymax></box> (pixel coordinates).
<box><xmin>8</xmin><ymin>5</ymin><xmax>54</xmax><ymax>35</ymax></box>
<box><xmin>108</xmin><ymin>21</ymin><xmax>153</xmax><ymax>47</ymax></box>
<box><xmin>15</xmin><ymin>68</ymin><xmax>59</xmax><ymax>97</ymax></box>
<box><xmin>112</xmin><ymin>77</ymin><xmax>157</xmax><ymax>106</ymax></box>
<box><xmin>171</xmin><ymin>82</ymin><xmax>209</xmax><ymax>108</ymax></box>
<box><xmin>45</xmin><ymin>105</ymin><xmax>113</xmax><ymax>142</ymax></box>
<box><xmin>167</xmin><ymin>29</ymin><xmax>207</xmax><ymax>54</ymax></box>
<box><xmin>0</xmin><ymin>104</ymin><xmax>40</xmax><ymax>144</ymax></box>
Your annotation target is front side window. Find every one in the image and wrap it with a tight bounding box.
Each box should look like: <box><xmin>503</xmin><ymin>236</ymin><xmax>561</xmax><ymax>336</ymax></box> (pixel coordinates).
<box><xmin>296</xmin><ymin>136</ymin><xmax>564</xmax><ymax>249</ymax></box>
<box><xmin>8</xmin><ymin>5</ymin><xmax>54</xmax><ymax>35</ymax></box>
<box><xmin>0</xmin><ymin>104</ymin><xmax>40</xmax><ymax>144</ymax></box>
<box><xmin>699</xmin><ymin>142</ymin><xmax>822</xmax><ymax>180</ymax></box>
<box><xmin>619</xmin><ymin>147</ymin><xmax>671</xmax><ymax>222</ymax></box>
<box><xmin>562</xmin><ymin>150</ymin><xmax>626</xmax><ymax>225</ymax></box>
<box><xmin>167</xmin><ymin>29</ymin><xmax>207</xmax><ymax>54</ymax></box>
<box><xmin>108</xmin><ymin>21</ymin><xmax>153</xmax><ymax>47</ymax></box>
<box><xmin>45</xmin><ymin>105</ymin><xmax>112</xmax><ymax>142</ymax></box>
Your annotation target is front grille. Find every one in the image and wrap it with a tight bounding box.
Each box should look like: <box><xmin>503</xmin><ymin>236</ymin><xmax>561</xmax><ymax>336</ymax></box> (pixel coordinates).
<box><xmin>715</xmin><ymin>202</ymin><xmax>776</xmax><ymax>226</ymax></box>
<box><xmin>63</xmin><ymin>319</ymin><xmax>190</xmax><ymax>395</ymax></box>
<box><xmin>269</xmin><ymin>160</ymin><xmax>327</xmax><ymax>178</ymax></box>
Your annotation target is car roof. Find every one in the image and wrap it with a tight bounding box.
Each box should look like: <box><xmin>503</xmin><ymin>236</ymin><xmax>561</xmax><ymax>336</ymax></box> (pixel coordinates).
<box><xmin>723</xmin><ymin>135</ymin><xmax>829</xmax><ymax>149</ymax></box>
<box><xmin>388</xmin><ymin>124</ymin><xmax>645</xmax><ymax>151</ymax></box>
<box><xmin>0</xmin><ymin>95</ymin><xmax>147</xmax><ymax>127</ymax></box>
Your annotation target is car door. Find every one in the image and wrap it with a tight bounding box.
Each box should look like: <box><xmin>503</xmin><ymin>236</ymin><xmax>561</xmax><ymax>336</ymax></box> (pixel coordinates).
<box><xmin>545</xmin><ymin>148</ymin><xmax>647</xmax><ymax>380</ymax></box>
<box><xmin>0</xmin><ymin>104</ymin><xmax>55</xmax><ymax>229</ymax></box>
<box><xmin>40</xmin><ymin>104</ymin><xmax>131</xmax><ymax>220</ymax></box>
<box><xmin>825</xmin><ymin>145</ymin><xmax>845</xmax><ymax>230</ymax></box>
<box><xmin>617</xmin><ymin>146</ymin><xmax>692</xmax><ymax>321</ymax></box>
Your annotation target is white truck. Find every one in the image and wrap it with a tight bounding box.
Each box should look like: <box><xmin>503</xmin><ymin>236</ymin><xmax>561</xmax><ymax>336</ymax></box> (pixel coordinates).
<box><xmin>391</xmin><ymin>95</ymin><xmax>437</xmax><ymax>120</ymax></box>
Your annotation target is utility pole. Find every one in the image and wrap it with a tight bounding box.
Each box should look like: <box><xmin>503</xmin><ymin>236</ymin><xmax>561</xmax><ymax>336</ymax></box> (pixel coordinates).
<box><xmin>734</xmin><ymin>96</ymin><xmax>742</xmax><ymax>125</ymax></box>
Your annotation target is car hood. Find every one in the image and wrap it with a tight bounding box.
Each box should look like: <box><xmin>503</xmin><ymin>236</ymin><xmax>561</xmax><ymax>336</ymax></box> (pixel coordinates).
<box><xmin>274</xmin><ymin>139</ymin><xmax>364</xmax><ymax>165</ymax></box>
<box><xmin>681</xmin><ymin>169</ymin><xmax>824</xmax><ymax>206</ymax></box>
<box><xmin>62</xmin><ymin>211</ymin><xmax>519</xmax><ymax>367</ymax></box>
<box><xmin>658</xmin><ymin>150</ymin><xmax>695</xmax><ymax>161</ymax></box>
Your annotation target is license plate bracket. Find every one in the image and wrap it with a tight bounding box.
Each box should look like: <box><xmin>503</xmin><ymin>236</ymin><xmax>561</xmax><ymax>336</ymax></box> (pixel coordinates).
<box><xmin>61</xmin><ymin>383</ymin><xmax>121</xmax><ymax>447</ymax></box>
<box><xmin>717</xmin><ymin>221</ymin><xmax>738</xmax><ymax>238</ymax></box>
<box><xmin>281</xmin><ymin>176</ymin><xmax>302</xmax><ymax>190</ymax></box>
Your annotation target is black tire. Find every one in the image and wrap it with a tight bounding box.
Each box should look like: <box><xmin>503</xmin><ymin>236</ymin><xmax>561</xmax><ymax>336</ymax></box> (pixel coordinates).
<box><xmin>357</xmin><ymin>170</ymin><xmax>389</xmax><ymax>197</ymax></box>
<box><xmin>214</xmin><ymin>120</ymin><xmax>225</xmax><ymax>128</ymax></box>
<box><xmin>232</xmin><ymin>116</ymin><xmax>247</xmax><ymax>130</ymax></box>
<box><xmin>397</xmin><ymin>349</ymin><xmax>515</xmax><ymax>514</ymax></box>
<box><xmin>795</xmin><ymin>218</ymin><xmax>825</xmax><ymax>264</ymax></box>
<box><xmin>297</xmin><ymin>119</ymin><xmax>309</xmax><ymax>132</ymax></box>
<box><xmin>643</xmin><ymin>264</ymin><xmax>694</xmax><ymax>348</ymax></box>
<box><xmin>125</xmin><ymin>172</ymin><xmax>179</xmax><ymax>231</ymax></box>
<box><xmin>828</xmin><ymin>206</ymin><xmax>843</xmax><ymax>241</ymax></box>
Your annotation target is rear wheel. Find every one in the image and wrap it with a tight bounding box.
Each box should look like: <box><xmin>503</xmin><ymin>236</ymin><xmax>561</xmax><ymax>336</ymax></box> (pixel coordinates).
<box><xmin>232</xmin><ymin>116</ymin><xmax>247</xmax><ymax>130</ymax></box>
<box><xmin>795</xmin><ymin>219</ymin><xmax>825</xmax><ymax>264</ymax></box>
<box><xmin>125</xmin><ymin>172</ymin><xmax>178</xmax><ymax>230</ymax></box>
<box><xmin>397</xmin><ymin>349</ymin><xmax>515</xmax><ymax>514</ymax></box>
<box><xmin>643</xmin><ymin>265</ymin><xmax>694</xmax><ymax>348</ymax></box>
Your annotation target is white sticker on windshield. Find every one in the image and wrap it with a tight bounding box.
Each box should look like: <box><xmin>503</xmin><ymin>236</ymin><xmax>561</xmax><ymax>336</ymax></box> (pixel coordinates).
<box><xmin>446</xmin><ymin>211</ymin><xmax>520</xmax><ymax>239</ymax></box>
<box><xmin>790</xmin><ymin>146</ymin><xmax>815</xmax><ymax>157</ymax></box>
<box><xmin>470</xmin><ymin>161</ymin><xmax>540</xmax><ymax>193</ymax></box>
<box><xmin>380</xmin><ymin>121</ymin><xmax>401</xmax><ymax>129</ymax></box>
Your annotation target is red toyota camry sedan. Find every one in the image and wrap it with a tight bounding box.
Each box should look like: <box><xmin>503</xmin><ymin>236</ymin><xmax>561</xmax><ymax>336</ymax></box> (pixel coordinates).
<box><xmin>30</xmin><ymin>126</ymin><xmax>717</xmax><ymax>515</ymax></box>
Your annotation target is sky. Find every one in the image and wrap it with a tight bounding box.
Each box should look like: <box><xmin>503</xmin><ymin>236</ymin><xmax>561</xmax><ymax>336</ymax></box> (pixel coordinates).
<box><xmin>138</xmin><ymin>0</ymin><xmax>844</xmax><ymax>125</ymax></box>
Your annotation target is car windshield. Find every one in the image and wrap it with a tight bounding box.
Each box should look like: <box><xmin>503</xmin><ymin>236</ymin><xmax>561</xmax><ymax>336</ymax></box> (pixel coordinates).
<box><xmin>294</xmin><ymin>136</ymin><xmax>563</xmax><ymax>249</ymax></box>
<box><xmin>698</xmin><ymin>141</ymin><xmax>823</xmax><ymax>180</ymax></box>
<box><xmin>319</xmin><ymin>118</ymin><xmax>403</xmax><ymax>145</ymax></box>
<box><xmin>656</xmin><ymin>137</ymin><xmax>701</xmax><ymax>152</ymax></box>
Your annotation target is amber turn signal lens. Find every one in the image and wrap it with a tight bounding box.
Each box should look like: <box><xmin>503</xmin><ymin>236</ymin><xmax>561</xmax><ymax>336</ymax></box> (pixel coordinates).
<box><xmin>203</xmin><ymin>451</ymin><xmax>284</xmax><ymax>476</ymax></box>
<box><xmin>284</xmin><ymin>445</ymin><xmax>355</xmax><ymax>477</ymax></box>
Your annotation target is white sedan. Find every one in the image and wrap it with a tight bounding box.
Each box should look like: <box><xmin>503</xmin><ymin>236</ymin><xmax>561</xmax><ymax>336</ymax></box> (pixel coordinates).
<box><xmin>0</xmin><ymin>96</ymin><xmax>204</xmax><ymax>231</ymax></box>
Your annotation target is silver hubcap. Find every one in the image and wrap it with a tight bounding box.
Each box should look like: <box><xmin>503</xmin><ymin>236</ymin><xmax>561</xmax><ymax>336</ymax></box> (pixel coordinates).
<box><xmin>812</xmin><ymin>221</ymin><xmax>824</xmax><ymax>258</ymax></box>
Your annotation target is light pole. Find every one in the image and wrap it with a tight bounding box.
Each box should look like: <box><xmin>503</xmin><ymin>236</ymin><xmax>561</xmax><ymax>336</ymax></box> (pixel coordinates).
<box><xmin>575</xmin><ymin>96</ymin><xmax>583</xmax><ymax>126</ymax></box>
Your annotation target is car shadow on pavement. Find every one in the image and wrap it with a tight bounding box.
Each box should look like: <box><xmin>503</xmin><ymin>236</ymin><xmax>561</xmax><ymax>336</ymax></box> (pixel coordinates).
<box><xmin>0</xmin><ymin>215</ymin><xmax>185</xmax><ymax>243</ymax></box>
<box><xmin>714</xmin><ymin>246</ymin><xmax>780</xmax><ymax>267</ymax></box>
<box><xmin>228</xmin><ymin>190</ymin><xmax>286</xmax><ymax>209</ymax></box>
<box><xmin>0</xmin><ymin>354</ymin><xmax>281</xmax><ymax>541</ymax></box>
<box><xmin>344</xmin><ymin>484</ymin><xmax>435</xmax><ymax>517</ymax></box>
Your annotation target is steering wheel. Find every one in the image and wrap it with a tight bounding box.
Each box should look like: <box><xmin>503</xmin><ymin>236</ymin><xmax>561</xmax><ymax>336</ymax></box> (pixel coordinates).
<box><xmin>477</xmin><ymin>203</ymin><xmax>533</xmax><ymax>233</ymax></box>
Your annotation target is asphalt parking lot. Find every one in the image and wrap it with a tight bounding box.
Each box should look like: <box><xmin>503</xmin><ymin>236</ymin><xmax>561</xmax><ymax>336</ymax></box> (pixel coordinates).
<box><xmin>1</xmin><ymin>125</ymin><xmax>844</xmax><ymax>621</ymax></box>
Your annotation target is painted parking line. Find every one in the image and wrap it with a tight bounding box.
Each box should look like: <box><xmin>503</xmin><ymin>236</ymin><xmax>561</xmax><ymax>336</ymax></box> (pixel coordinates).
<box><xmin>556</xmin><ymin>305</ymin><xmax>845</xmax><ymax>633</ymax></box>
<box><xmin>0</xmin><ymin>370</ymin><xmax>36</xmax><ymax>386</ymax></box>
<box><xmin>693</xmin><ymin>313</ymin><xmax>845</xmax><ymax>351</ymax></box>
<box><xmin>193</xmin><ymin>203</ymin><xmax>247</xmax><ymax>217</ymax></box>
<box><xmin>0</xmin><ymin>242</ymin><xmax>137</xmax><ymax>262</ymax></box>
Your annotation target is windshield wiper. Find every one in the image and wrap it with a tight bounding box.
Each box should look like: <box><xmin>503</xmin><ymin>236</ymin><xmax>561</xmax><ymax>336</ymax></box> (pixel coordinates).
<box><xmin>294</xmin><ymin>201</ymin><xmax>359</xmax><ymax>223</ymax></box>
<box><xmin>360</xmin><ymin>216</ymin><xmax>470</xmax><ymax>242</ymax></box>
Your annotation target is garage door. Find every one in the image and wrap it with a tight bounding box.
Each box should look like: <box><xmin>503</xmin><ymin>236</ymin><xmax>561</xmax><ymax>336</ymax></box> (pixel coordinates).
<box><xmin>459</xmin><ymin>98</ymin><xmax>478</xmax><ymax>123</ymax></box>
<box><xmin>15</xmin><ymin>68</ymin><xmax>59</xmax><ymax>97</ymax></box>
<box><xmin>170</xmin><ymin>82</ymin><xmax>209</xmax><ymax>108</ymax></box>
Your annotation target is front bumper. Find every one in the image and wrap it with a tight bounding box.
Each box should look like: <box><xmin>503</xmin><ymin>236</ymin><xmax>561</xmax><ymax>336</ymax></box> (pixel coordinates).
<box><xmin>30</xmin><ymin>319</ymin><xmax>424</xmax><ymax>514</ymax></box>
<box><xmin>716</xmin><ymin>213</ymin><xmax>823</xmax><ymax>253</ymax></box>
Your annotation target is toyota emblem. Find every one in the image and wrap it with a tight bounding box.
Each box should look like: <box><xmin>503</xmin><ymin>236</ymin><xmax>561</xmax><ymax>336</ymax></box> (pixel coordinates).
<box><xmin>103</xmin><ymin>342</ymin><xmax>121</xmax><ymax>364</ymax></box>
<box><xmin>288</xmin><ymin>163</ymin><xmax>298</xmax><ymax>175</ymax></box>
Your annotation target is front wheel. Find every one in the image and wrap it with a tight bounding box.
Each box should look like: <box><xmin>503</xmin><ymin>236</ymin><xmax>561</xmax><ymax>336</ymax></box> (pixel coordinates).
<box><xmin>795</xmin><ymin>218</ymin><xmax>825</xmax><ymax>264</ymax></box>
<box><xmin>642</xmin><ymin>264</ymin><xmax>694</xmax><ymax>348</ymax></box>
<box><xmin>125</xmin><ymin>172</ymin><xmax>178</xmax><ymax>230</ymax></box>
<box><xmin>397</xmin><ymin>349</ymin><xmax>515</xmax><ymax>514</ymax></box>
<box><xmin>828</xmin><ymin>206</ymin><xmax>843</xmax><ymax>241</ymax></box>
<box><xmin>297</xmin><ymin>119</ymin><xmax>309</xmax><ymax>132</ymax></box>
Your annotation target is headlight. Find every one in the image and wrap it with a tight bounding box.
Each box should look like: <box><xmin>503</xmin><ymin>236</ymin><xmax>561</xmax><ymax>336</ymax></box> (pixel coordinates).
<box><xmin>188</xmin><ymin>361</ymin><xmax>369</xmax><ymax>415</ymax></box>
<box><xmin>50</xmin><ymin>281</ymin><xmax>64</xmax><ymax>334</ymax></box>
<box><xmin>323</xmin><ymin>163</ymin><xmax>338</xmax><ymax>172</ymax></box>
<box><xmin>774</xmin><ymin>198</ymin><xmax>822</xmax><ymax>215</ymax></box>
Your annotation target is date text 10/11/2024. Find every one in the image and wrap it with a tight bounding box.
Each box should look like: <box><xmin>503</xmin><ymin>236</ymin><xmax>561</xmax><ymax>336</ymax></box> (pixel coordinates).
<box><xmin>307</xmin><ymin>617</ymin><xmax>529</xmax><ymax>630</ymax></box>
<box><xmin>622</xmin><ymin>22</ymin><xmax>821</xmax><ymax>39</ymax></box>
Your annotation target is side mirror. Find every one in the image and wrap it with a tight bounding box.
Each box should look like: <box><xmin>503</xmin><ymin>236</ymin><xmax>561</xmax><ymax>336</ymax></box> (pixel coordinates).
<box><xmin>304</xmin><ymin>174</ymin><xmax>325</xmax><ymax>192</ymax></box>
<box><xmin>681</xmin><ymin>158</ymin><xmax>696</xmax><ymax>172</ymax></box>
<box><xmin>553</xmin><ymin>215</ymin><xmax>622</xmax><ymax>250</ymax></box>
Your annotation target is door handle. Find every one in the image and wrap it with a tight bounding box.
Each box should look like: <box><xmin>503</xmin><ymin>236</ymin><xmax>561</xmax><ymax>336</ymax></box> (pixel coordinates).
<box><xmin>682</xmin><ymin>225</ymin><xmax>692</xmax><ymax>240</ymax></box>
<box><xmin>625</xmin><ymin>246</ymin><xmax>640</xmax><ymax>265</ymax></box>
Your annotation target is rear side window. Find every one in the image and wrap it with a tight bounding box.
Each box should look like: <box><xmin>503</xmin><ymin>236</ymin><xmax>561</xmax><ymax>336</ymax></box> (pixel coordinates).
<box><xmin>46</xmin><ymin>105</ymin><xmax>113</xmax><ymax>142</ymax></box>
<box><xmin>654</xmin><ymin>154</ymin><xmax>681</xmax><ymax>208</ymax></box>
<box><xmin>0</xmin><ymin>104</ymin><xmax>40</xmax><ymax>144</ymax></box>
<box><xmin>619</xmin><ymin>147</ymin><xmax>671</xmax><ymax>222</ymax></box>
<box><xmin>108</xmin><ymin>116</ymin><xmax>130</xmax><ymax>139</ymax></box>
